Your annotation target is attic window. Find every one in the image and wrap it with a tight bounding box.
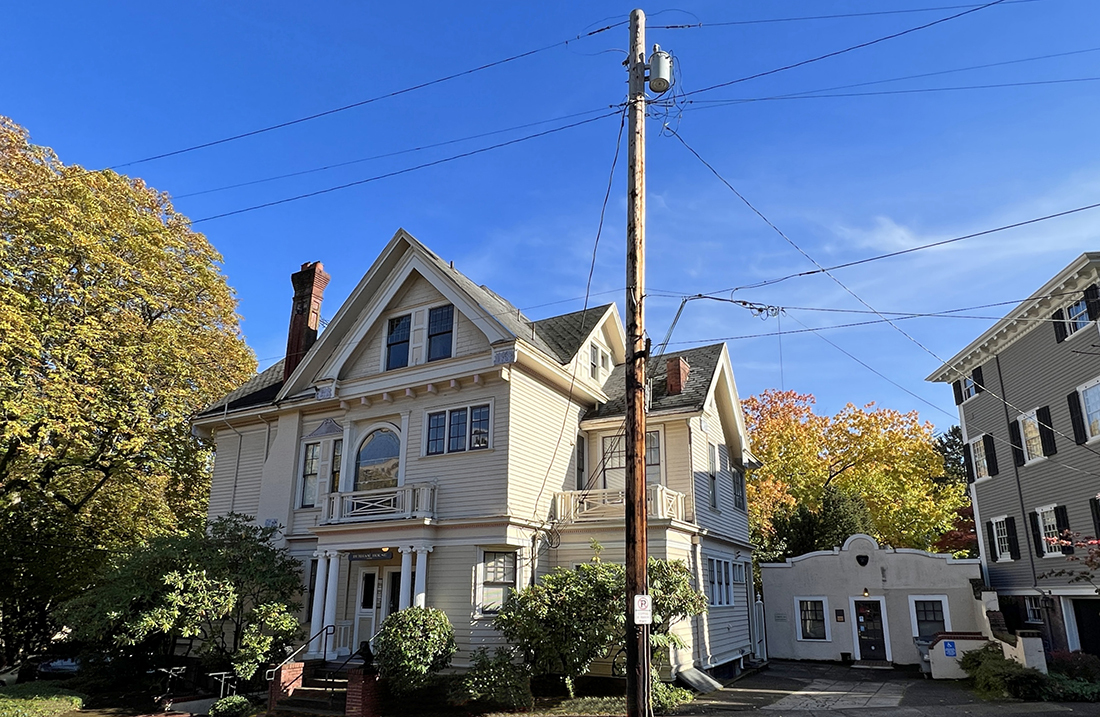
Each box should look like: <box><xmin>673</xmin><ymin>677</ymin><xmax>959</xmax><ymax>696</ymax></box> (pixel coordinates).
<box><xmin>386</xmin><ymin>314</ymin><xmax>411</xmax><ymax>370</ymax></box>
<box><xmin>427</xmin><ymin>304</ymin><xmax>454</xmax><ymax>362</ymax></box>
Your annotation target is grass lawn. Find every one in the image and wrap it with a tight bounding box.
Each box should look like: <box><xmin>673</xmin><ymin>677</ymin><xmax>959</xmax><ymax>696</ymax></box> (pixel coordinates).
<box><xmin>0</xmin><ymin>682</ymin><xmax>86</xmax><ymax>717</ymax></box>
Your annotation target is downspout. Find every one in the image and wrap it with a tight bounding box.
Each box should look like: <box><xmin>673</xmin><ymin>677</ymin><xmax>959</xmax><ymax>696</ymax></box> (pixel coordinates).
<box><xmin>994</xmin><ymin>354</ymin><xmax>1038</xmax><ymax>587</ymax></box>
<box><xmin>257</xmin><ymin>412</ymin><xmax>273</xmax><ymax>462</ymax></box>
<box><xmin>222</xmin><ymin>403</ymin><xmax>244</xmax><ymax>513</ymax></box>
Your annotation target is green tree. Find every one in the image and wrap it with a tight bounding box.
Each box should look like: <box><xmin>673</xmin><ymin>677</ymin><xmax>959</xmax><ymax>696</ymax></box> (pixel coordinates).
<box><xmin>61</xmin><ymin>514</ymin><xmax>301</xmax><ymax>680</ymax></box>
<box><xmin>770</xmin><ymin>486</ymin><xmax>875</xmax><ymax>559</ymax></box>
<box><xmin>935</xmin><ymin>426</ymin><xmax>968</xmax><ymax>485</ymax></box>
<box><xmin>0</xmin><ymin>116</ymin><xmax>254</xmax><ymax>661</ymax></box>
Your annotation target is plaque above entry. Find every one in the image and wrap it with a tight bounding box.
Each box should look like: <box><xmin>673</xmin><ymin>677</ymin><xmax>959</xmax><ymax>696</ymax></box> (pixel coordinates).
<box><xmin>348</xmin><ymin>549</ymin><xmax>394</xmax><ymax>561</ymax></box>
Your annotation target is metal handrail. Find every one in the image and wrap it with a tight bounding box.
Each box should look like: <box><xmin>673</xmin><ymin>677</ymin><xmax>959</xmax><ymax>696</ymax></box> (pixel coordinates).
<box><xmin>323</xmin><ymin>626</ymin><xmax>385</xmax><ymax>700</ymax></box>
<box><xmin>265</xmin><ymin>623</ymin><xmax>335</xmax><ymax>682</ymax></box>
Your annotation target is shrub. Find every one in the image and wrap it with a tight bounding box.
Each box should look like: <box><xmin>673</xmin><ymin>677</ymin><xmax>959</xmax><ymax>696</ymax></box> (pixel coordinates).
<box><xmin>374</xmin><ymin>607</ymin><xmax>456</xmax><ymax>694</ymax></box>
<box><xmin>959</xmin><ymin>643</ymin><xmax>1052</xmax><ymax>701</ymax></box>
<box><xmin>0</xmin><ymin>683</ymin><xmax>86</xmax><ymax>717</ymax></box>
<box><xmin>208</xmin><ymin>695</ymin><xmax>252</xmax><ymax>717</ymax></box>
<box><xmin>450</xmin><ymin>648</ymin><xmax>533</xmax><ymax>711</ymax></box>
<box><xmin>1047</xmin><ymin>651</ymin><xmax>1100</xmax><ymax>683</ymax></box>
<box><xmin>1049</xmin><ymin>674</ymin><xmax>1100</xmax><ymax>702</ymax></box>
<box><xmin>651</xmin><ymin>673</ymin><xmax>693</xmax><ymax>715</ymax></box>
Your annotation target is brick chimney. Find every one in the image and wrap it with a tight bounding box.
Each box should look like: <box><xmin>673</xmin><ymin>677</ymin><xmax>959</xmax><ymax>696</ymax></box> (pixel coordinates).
<box><xmin>666</xmin><ymin>356</ymin><xmax>690</xmax><ymax>396</ymax></box>
<box><xmin>284</xmin><ymin>261</ymin><xmax>330</xmax><ymax>381</ymax></box>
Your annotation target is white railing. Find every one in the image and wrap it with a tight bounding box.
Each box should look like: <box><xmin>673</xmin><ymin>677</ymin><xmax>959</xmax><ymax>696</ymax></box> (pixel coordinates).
<box><xmin>553</xmin><ymin>484</ymin><xmax>685</xmax><ymax>523</ymax></box>
<box><xmin>334</xmin><ymin>620</ymin><xmax>353</xmax><ymax>656</ymax></box>
<box><xmin>322</xmin><ymin>482</ymin><xmax>436</xmax><ymax>523</ymax></box>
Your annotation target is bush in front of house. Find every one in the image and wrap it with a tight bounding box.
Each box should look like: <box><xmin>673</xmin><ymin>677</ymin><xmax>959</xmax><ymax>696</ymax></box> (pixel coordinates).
<box><xmin>1048</xmin><ymin>673</ymin><xmax>1100</xmax><ymax>702</ymax></box>
<box><xmin>449</xmin><ymin>648</ymin><xmax>533</xmax><ymax>712</ymax></box>
<box><xmin>959</xmin><ymin>643</ymin><xmax>1052</xmax><ymax>701</ymax></box>
<box><xmin>651</xmin><ymin>671</ymin><xmax>694</xmax><ymax>715</ymax></box>
<box><xmin>374</xmin><ymin>607</ymin><xmax>456</xmax><ymax>694</ymax></box>
<box><xmin>0</xmin><ymin>682</ymin><xmax>86</xmax><ymax>717</ymax></box>
<box><xmin>207</xmin><ymin>695</ymin><xmax>253</xmax><ymax>717</ymax></box>
<box><xmin>1047</xmin><ymin>650</ymin><xmax>1100</xmax><ymax>683</ymax></box>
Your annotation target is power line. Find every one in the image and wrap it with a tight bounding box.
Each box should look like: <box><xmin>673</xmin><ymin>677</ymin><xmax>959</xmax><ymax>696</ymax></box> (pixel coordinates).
<box><xmin>681</xmin><ymin>0</ymin><xmax>1012</xmax><ymax>99</ymax></box>
<box><xmin>175</xmin><ymin>107</ymin><xmax>614</xmax><ymax>199</ymax></box>
<box><xmin>650</xmin><ymin>0</ymin><xmax>1041</xmax><ymax>29</ymax></box>
<box><xmin>190</xmin><ymin>111</ymin><xmax>621</xmax><ymax>224</ymax></box>
<box><xmin>109</xmin><ymin>22</ymin><xmax>625</xmax><ymax>171</ymax></box>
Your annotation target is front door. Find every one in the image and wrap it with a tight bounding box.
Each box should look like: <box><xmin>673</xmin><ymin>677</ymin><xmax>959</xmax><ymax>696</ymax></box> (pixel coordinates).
<box><xmin>380</xmin><ymin>568</ymin><xmax>402</xmax><ymax>628</ymax></box>
<box><xmin>353</xmin><ymin>568</ymin><xmax>378</xmax><ymax>652</ymax></box>
<box><xmin>854</xmin><ymin>600</ymin><xmax>887</xmax><ymax>660</ymax></box>
<box><xmin>1074</xmin><ymin>599</ymin><xmax>1100</xmax><ymax>656</ymax></box>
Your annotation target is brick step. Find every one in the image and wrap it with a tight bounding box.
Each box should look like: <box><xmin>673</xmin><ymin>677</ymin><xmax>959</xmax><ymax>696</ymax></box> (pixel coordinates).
<box><xmin>277</xmin><ymin>695</ymin><xmax>346</xmax><ymax>711</ymax></box>
<box><xmin>302</xmin><ymin>676</ymin><xmax>348</xmax><ymax>689</ymax></box>
<box><xmin>271</xmin><ymin>705</ymin><xmax>346</xmax><ymax>717</ymax></box>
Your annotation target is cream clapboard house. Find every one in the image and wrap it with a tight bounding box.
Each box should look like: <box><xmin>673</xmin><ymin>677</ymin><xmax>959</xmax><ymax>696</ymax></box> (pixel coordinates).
<box><xmin>193</xmin><ymin>230</ymin><xmax>759</xmax><ymax>676</ymax></box>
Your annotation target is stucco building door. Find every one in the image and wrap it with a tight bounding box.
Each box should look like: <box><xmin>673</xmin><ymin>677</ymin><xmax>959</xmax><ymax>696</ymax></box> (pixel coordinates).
<box><xmin>855</xmin><ymin>600</ymin><xmax>886</xmax><ymax>660</ymax></box>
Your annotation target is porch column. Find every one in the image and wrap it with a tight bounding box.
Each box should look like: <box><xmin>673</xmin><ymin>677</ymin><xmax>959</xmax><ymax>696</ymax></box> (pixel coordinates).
<box><xmin>307</xmin><ymin>550</ymin><xmax>329</xmax><ymax>657</ymax></box>
<box><xmin>413</xmin><ymin>546</ymin><xmax>432</xmax><ymax>608</ymax></box>
<box><xmin>322</xmin><ymin>550</ymin><xmax>341</xmax><ymax>659</ymax></box>
<box><xmin>399</xmin><ymin>547</ymin><xmax>413</xmax><ymax>610</ymax></box>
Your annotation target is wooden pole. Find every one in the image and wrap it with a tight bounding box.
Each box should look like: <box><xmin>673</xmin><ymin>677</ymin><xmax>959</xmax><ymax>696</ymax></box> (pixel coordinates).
<box><xmin>625</xmin><ymin>8</ymin><xmax>650</xmax><ymax>717</ymax></box>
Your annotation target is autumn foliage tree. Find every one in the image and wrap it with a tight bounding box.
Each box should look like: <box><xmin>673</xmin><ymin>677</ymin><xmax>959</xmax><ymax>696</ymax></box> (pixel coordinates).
<box><xmin>743</xmin><ymin>390</ymin><xmax>966</xmax><ymax>561</ymax></box>
<box><xmin>0</xmin><ymin>117</ymin><xmax>255</xmax><ymax>661</ymax></box>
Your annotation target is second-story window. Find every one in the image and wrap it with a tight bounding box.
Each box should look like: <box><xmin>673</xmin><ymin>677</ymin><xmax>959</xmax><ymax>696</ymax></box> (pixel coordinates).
<box><xmin>301</xmin><ymin>442</ymin><xmax>320</xmax><ymax>507</ymax></box>
<box><xmin>732</xmin><ymin>469</ymin><xmax>746</xmax><ymax>510</ymax></box>
<box><xmin>386</xmin><ymin>314</ymin><xmax>411</xmax><ymax>370</ymax></box>
<box><xmin>708</xmin><ymin>443</ymin><xmax>718</xmax><ymax>509</ymax></box>
<box><xmin>427</xmin><ymin>304</ymin><xmax>454</xmax><ymax>362</ymax></box>
<box><xmin>645</xmin><ymin>431</ymin><xmax>661</xmax><ymax>483</ymax></box>
<box><xmin>601</xmin><ymin>431</ymin><xmax>659</xmax><ymax>489</ymax></box>
<box><xmin>355</xmin><ymin>428</ymin><xmax>400</xmax><ymax>491</ymax></box>
<box><xmin>576</xmin><ymin>435</ymin><xmax>586</xmax><ymax>490</ymax></box>
<box><xmin>330</xmin><ymin>439</ymin><xmax>342</xmax><ymax>493</ymax></box>
<box><xmin>1037</xmin><ymin>506</ymin><xmax>1062</xmax><ymax>557</ymax></box>
<box><xmin>426</xmin><ymin>404</ymin><xmax>491</xmax><ymax>455</ymax></box>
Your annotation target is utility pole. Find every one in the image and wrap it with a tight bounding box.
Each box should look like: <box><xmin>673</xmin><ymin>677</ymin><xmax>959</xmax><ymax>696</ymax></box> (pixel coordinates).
<box><xmin>624</xmin><ymin>8</ymin><xmax>650</xmax><ymax>717</ymax></box>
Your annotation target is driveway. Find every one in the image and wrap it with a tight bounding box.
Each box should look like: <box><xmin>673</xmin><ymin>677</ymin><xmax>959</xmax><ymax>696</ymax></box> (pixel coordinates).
<box><xmin>679</xmin><ymin>660</ymin><xmax>1100</xmax><ymax>716</ymax></box>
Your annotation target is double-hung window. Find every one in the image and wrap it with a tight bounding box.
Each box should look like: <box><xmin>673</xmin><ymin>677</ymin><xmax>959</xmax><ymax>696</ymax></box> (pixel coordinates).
<box><xmin>708</xmin><ymin>444</ymin><xmax>718</xmax><ymax>509</ymax></box>
<box><xmin>481</xmin><ymin>551</ymin><xmax>516</xmax><ymax>613</ymax></box>
<box><xmin>707</xmin><ymin>558</ymin><xmax>733</xmax><ymax>606</ymax></box>
<box><xmin>961</xmin><ymin>376</ymin><xmax>978</xmax><ymax>401</ymax></box>
<box><xmin>330</xmin><ymin>439</ymin><xmax>342</xmax><ymax>493</ymax></box>
<box><xmin>427</xmin><ymin>304</ymin><xmax>454</xmax><ymax>362</ymax></box>
<box><xmin>1025</xmin><ymin>596</ymin><xmax>1044</xmax><ymax>623</ymax></box>
<box><xmin>386</xmin><ymin>314</ymin><xmax>411</xmax><ymax>370</ymax></box>
<box><xmin>1079</xmin><ymin>378</ymin><xmax>1100</xmax><ymax>440</ymax></box>
<box><xmin>601</xmin><ymin>431</ymin><xmax>660</xmax><ymax>488</ymax></box>
<box><xmin>970</xmin><ymin>437</ymin><xmax>989</xmax><ymax>480</ymax></box>
<box><xmin>1020</xmin><ymin>410</ymin><xmax>1043</xmax><ymax>462</ymax></box>
<box><xmin>993</xmin><ymin>517</ymin><xmax>1013</xmax><ymax>561</ymax></box>
<box><xmin>1066</xmin><ymin>297</ymin><xmax>1091</xmax><ymax>335</ymax></box>
<box><xmin>732</xmin><ymin>469</ymin><xmax>746</xmax><ymax>510</ymax></box>
<box><xmin>797</xmin><ymin>598</ymin><xmax>828</xmax><ymax>640</ymax></box>
<box><xmin>301</xmin><ymin>442</ymin><xmax>320</xmax><ymax>507</ymax></box>
<box><xmin>426</xmin><ymin>404</ymin><xmax>491</xmax><ymax>455</ymax></box>
<box><xmin>1037</xmin><ymin>506</ymin><xmax>1062</xmax><ymax>557</ymax></box>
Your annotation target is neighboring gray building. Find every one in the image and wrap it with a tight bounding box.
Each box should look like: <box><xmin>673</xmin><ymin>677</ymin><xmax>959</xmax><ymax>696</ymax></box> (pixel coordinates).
<box><xmin>927</xmin><ymin>252</ymin><xmax>1100</xmax><ymax>656</ymax></box>
<box><xmin>760</xmin><ymin>534</ymin><xmax>984</xmax><ymax>666</ymax></box>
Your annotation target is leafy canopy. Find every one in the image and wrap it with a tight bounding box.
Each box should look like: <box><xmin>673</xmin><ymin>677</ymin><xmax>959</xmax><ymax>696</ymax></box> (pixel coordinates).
<box><xmin>744</xmin><ymin>390</ymin><xmax>966</xmax><ymax>560</ymax></box>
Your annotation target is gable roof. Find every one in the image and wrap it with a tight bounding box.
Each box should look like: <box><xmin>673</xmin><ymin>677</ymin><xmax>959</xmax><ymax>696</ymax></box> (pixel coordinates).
<box><xmin>586</xmin><ymin>343</ymin><xmax>724</xmax><ymax>420</ymax></box>
<box><xmin>532</xmin><ymin>305</ymin><xmax>614</xmax><ymax>364</ymax></box>
<box><xmin>199</xmin><ymin>359</ymin><xmax>285</xmax><ymax>417</ymax></box>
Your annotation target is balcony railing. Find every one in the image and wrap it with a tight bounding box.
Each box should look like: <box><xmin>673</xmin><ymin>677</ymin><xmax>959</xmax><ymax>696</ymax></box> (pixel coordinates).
<box><xmin>322</xmin><ymin>482</ymin><xmax>436</xmax><ymax>524</ymax></box>
<box><xmin>553</xmin><ymin>484</ymin><xmax>686</xmax><ymax>523</ymax></box>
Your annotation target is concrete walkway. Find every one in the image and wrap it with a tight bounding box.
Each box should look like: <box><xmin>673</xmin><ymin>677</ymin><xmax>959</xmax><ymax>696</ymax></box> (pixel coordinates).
<box><xmin>678</xmin><ymin>660</ymin><xmax>1100</xmax><ymax>716</ymax></box>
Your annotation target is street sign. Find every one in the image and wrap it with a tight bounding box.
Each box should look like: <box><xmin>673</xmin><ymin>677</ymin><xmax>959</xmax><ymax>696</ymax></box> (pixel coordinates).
<box><xmin>634</xmin><ymin>594</ymin><xmax>653</xmax><ymax>625</ymax></box>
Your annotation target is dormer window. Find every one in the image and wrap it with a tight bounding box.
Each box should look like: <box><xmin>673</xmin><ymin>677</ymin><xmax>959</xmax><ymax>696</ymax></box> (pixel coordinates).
<box><xmin>589</xmin><ymin>343</ymin><xmax>610</xmax><ymax>382</ymax></box>
<box><xmin>386</xmin><ymin>315</ymin><xmax>411</xmax><ymax>370</ymax></box>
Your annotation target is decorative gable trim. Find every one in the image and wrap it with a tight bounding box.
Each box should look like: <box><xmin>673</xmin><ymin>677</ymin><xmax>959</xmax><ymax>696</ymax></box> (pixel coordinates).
<box><xmin>305</xmin><ymin>418</ymin><xmax>344</xmax><ymax>438</ymax></box>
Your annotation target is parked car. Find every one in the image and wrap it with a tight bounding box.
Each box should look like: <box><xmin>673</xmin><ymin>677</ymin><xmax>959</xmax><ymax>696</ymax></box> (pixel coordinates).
<box><xmin>0</xmin><ymin>663</ymin><xmax>22</xmax><ymax>687</ymax></box>
<box><xmin>35</xmin><ymin>658</ymin><xmax>80</xmax><ymax>680</ymax></box>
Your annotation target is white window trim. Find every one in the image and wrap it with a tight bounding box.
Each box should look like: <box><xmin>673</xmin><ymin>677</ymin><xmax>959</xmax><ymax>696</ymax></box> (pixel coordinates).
<box><xmin>588</xmin><ymin>341</ymin><xmax>611</xmax><ymax>383</ymax></box>
<box><xmin>991</xmin><ymin>514</ymin><xmax>1013</xmax><ymax>563</ymax></box>
<box><xmin>298</xmin><ymin>441</ymin><xmax>321</xmax><ymax>509</ymax></box>
<box><xmin>351</xmin><ymin>421</ymin><xmax>404</xmax><ymax>490</ymax></box>
<box><xmin>1064</xmin><ymin>297</ymin><xmax>1094</xmax><ymax>340</ymax></box>
<box><xmin>849</xmin><ymin>595</ymin><xmax>893</xmax><ymax>662</ymax></box>
<box><xmin>907</xmin><ymin>594</ymin><xmax>952</xmax><ymax>638</ymax></box>
<box><xmin>379</xmin><ymin>301</ymin><xmax>457</xmax><ymax>372</ymax></box>
<box><xmin>598</xmin><ymin>425</ymin><xmax>665</xmax><ymax>488</ymax></box>
<box><xmin>1077</xmin><ymin>375</ymin><xmax>1100</xmax><ymax>443</ymax></box>
<box><xmin>707</xmin><ymin>557</ymin><xmax>735</xmax><ymax>607</ymax></box>
<box><xmin>1024</xmin><ymin>595</ymin><xmax>1044</xmax><ymax>624</ymax></box>
<box><xmin>475</xmin><ymin>546</ymin><xmax>520</xmax><ymax>619</ymax></box>
<box><xmin>1017</xmin><ymin>409</ymin><xmax>1046</xmax><ymax>465</ymax></box>
<box><xmin>426</xmin><ymin>302</ymin><xmax>458</xmax><ymax>363</ymax></box>
<box><xmin>421</xmin><ymin>399</ymin><xmax>494</xmax><ymax>457</ymax></box>
<box><xmin>960</xmin><ymin>375</ymin><xmax>978</xmax><ymax>402</ymax></box>
<box><xmin>968</xmin><ymin>436</ymin><xmax>990</xmax><ymax>482</ymax></box>
<box><xmin>381</xmin><ymin>310</ymin><xmax>413</xmax><ymax>372</ymax></box>
<box><xmin>1035</xmin><ymin>504</ymin><xmax>1063</xmax><ymax>558</ymax></box>
<box><xmin>794</xmin><ymin>595</ymin><xmax>831</xmax><ymax>642</ymax></box>
<box><xmin>708</xmin><ymin>443</ymin><xmax>719</xmax><ymax>511</ymax></box>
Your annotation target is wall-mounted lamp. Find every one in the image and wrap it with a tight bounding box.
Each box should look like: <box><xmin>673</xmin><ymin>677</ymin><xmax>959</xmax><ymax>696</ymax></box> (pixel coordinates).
<box><xmin>862</xmin><ymin>587</ymin><xmax>870</xmax><ymax>597</ymax></box>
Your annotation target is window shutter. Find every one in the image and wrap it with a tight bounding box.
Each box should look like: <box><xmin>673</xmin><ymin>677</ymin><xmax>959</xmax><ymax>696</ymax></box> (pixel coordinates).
<box><xmin>972</xmin><ymin>365</ymin><xmax>985</xmax><ymax>393</ymax></box>
<box><xmin>1005</xmin><ymin>516</ymin><xmax>1021</xmax><ymax>560</ymax></box>
<box><xmin>1068</xmin><ymin>391</ymin><xmax>1088</xmax><ymax>444</ymax></box>
<box><xmin>1090</xmin><ymin>497</ymin><xmax>1100</xmax><ymax>538</ymax></box>
<box><xmin>983</xmin><ymin>434</ymin><xmax>999</xmax><ymax>476</ymax></box>
<box><xmin>1086</xmin><ymin>283</ymin><xmax>1100</xmax><ymax>321</ymax></box>
<box><xmin>952</xmin><ymin>380</ymin><xmax>964</xmax><ymax>405</ymax></box>
<box><xmin>1029</xmin><ymin>511</ymin><xmax>1045</xmax><ymax>558</ymax></box>
<box><xmin>409</xmin><ymin>307</ymin><xmax>427</xmax><ymax>366</ymax></box>
<box><xmin>963</xmin><ymin>443</ymin><xmax>975</xmax><ymax>483</ymax></box>
<box><xmin>1053</xmin><ymin>308</ymin><xmax>1067</xmax><ymax>343</ymax></box>
<box><xmin>1054</xmin><ymin>505</ymin><xmax>1074</xmax><ymax>555</ymax></box>
<box><xmin>1008</xmin><ymin>420</ymin><xmax>1025</xmax><ymax>467</ymax></box>
<box><xmin>985</xmin><ymin>521</ymin><xmax>998</xmax><ymax>562</ymax></box>
<box><xmin>1036</xmin><ymin>406</ymin><xmax>1057</xmax><ymax>456</ymax></box>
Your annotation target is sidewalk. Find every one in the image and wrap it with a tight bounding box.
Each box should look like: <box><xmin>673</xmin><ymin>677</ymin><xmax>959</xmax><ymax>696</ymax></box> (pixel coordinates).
<box><xmin>678</xmin><ymin>660</ymin><xmax>1100</xmax><ymax>716</ymax></box>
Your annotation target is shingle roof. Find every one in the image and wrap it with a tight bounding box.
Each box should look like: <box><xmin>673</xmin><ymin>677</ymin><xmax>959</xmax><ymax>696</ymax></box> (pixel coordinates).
<box><xmin>198</xmin><ymin>360</ymin><xmax>285</xmax><ymax>417</ymax></box>
<box><xmin>585</xmin><ymin>343</ymin><xmax>724</xmax><ymax>420</ymax></box>
<box><xmin>532</xmin><ymin>305</ymin><xmax>613</xmax><ymax>364</ymax></box>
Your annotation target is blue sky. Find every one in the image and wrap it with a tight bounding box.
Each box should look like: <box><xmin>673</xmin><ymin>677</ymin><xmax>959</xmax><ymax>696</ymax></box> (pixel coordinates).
<box><xmin>5</xmin><ymin>0</ymin><xmax>1099</xmax><ymax>431</ymax></box>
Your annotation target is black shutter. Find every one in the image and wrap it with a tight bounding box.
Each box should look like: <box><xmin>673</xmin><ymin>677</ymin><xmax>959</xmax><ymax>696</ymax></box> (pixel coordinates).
<box><xmin>1086</xmin><ymin>284</ymin><xmax>1100</xmax><ymax>321</ymax></box>
<box><xmin>972</xmin><ymin>365</ymin><xmax>985</xmax><ymax>393</ymax></box>
<box><xmin>1037</xmin><ymin>406</ymin><xmax>1057</xmax><ymax>456</ymax></box>
<box><xmin>1006</xmin><ymin>516</ymin><xmax>1021</xmax><ymax>560</ymax></box>
<box><xmin>1053</xmin><ymin>308</ymin><xmax>1067</xmax><ymax>343</ymax></box>
<box><xmin>1090</xmin><ymin>497</ymin><xmax>1100</xmax><ymax>538</ymax></box>
<box><xmin>953</xmin><ymin>380</ymin><xmax>964</xmax><ymax>405</ymax></box>
<box><xmin>986</xmin><ymin>521</ymin><xmax>999</xmax><ymax>562</ymax></box>
<box><xmin>963</xmin><ymin>443</ymin><xmax>975</xmax><ymax>483</ymax></box>
<box><xmin>983</xmin><ymin>434</ymin><xmax>999</xmax><ymax>476</ymax></box>
<box><xmin>1029</xmin><ymin>511</ymin><xmax>1045</xmax><ymax>558</ymax></box>
<box><xmin>1054</xmin><ymin>505</ymin><xmax>1074</xmax><ymax>555</ymax></box>
<box><xmin>1008</xmin><ymin>419</ymin><xmax>1025</xmax><ymax>467</ymax></box>
<box><xmin>1069</xmin><ymin>391</ymin><xmax>1088</xmax><ymax>444</ymax></box>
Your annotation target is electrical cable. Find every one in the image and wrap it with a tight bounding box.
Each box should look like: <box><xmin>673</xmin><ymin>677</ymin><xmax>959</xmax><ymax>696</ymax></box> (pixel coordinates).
<box><xmin>680</xmin><ymin>0</ymin><xmax>1011</xmax><ymax>99</ymax></box>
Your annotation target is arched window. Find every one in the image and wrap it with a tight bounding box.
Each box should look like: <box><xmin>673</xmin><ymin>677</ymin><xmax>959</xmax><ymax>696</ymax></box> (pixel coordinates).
<box><xmin>354</xmin><ymin>428</ymin><xmax>400</xmax><ymax>492</ymax></box>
